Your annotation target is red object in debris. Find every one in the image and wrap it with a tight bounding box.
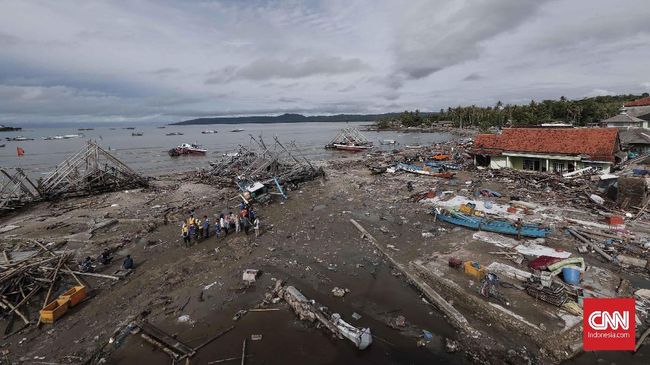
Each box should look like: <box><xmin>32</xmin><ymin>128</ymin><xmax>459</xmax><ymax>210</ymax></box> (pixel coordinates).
<box><xmin>605</xmin><ymin>216</ymin><xmax>624</xmax><ymax>225</ymax></box>
<box><xmin>448</xmin><ymin>258</ymin><xmax>463</xmax><ymax>268</ymax></box>
<box><xmin>507</xmin><ymin>207</ymin><xmax>518</xmax><ymax>213</ymax></box>
<box><xmin>528</xmin><ymin>256</ymin><xmax>562</xmax><ymax>271</ymax></box>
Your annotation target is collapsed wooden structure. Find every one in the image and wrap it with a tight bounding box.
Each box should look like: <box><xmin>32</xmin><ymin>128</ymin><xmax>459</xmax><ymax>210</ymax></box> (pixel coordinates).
<box><xmin>324</xmin><ymin>128</ymin><xmax>371</xmax><ymax>149</ymax></box>
<box><xmin>0</xmin><ymin>141</ymin><xmax>147</xmax><ymax>214</ymax></box>
<box><xmin>39</xmin><ymin>141</ymin><xmax>147</xmax><ymax>199</ymax></box>
<box><xmin>195</xmin><ymin>135</ymin><xmax>324</xmax><ymax>189</ymax></box>
<box><xmin>0</xmin><ymin>168</ymin><xmax>40</xmax><ymax>213</ymax></box>
<box><xmin>0</xmin><ymin>241</ymin><xmax>81</xmax><ymax>336</ymax></box>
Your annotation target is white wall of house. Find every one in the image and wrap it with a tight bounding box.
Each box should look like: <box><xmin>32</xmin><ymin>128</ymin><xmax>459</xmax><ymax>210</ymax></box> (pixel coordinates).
<box><xmin>489</xmin><ymin>156</ymin><xmax>509</xmax><ymax>169</ymax></box>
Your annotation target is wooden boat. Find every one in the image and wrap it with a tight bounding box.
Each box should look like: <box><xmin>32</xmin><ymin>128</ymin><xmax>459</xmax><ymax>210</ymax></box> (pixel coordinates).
<box><xmin>433</xmin><ymin>208</ymin><xmax>549</xmax><ymax>238</ymax></box>
<box><xmin>329</xmin><ymin>143</ymin><xmax>373</xmax><ymax>152</ymax></box>
<box><xmin>397</xmin><ymin>163</ymin><xmax>455</xmax><ymax>178</ymax></box>
<box><xmin>169</xmin><ymin>143</ymin><xmax>207</xmax><ymax>156</ymax></box>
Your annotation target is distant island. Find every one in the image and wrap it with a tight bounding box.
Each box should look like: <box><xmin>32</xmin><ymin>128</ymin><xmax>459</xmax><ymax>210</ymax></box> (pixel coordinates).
<box><xmin>0</xmin><ymin>124</ymin><xmax>22</xmax><ymax>132</ymax></box>
<box><xmin>171</xmin><ymin>112</ymin><xmax>434</xmax><ymax>125</ymax></box>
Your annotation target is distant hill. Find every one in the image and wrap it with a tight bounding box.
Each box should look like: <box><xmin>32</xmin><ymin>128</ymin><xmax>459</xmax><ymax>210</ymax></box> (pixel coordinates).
<box><xmin>171</xmin><ymin>112</ymin><xmax>435</xmax><ymax>125</ymax></box>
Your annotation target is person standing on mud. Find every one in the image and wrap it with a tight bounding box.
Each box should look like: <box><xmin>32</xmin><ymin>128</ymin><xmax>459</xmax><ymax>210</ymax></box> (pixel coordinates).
<box><xmin>220</xmin><ymin>213</ymin><xmax>228</xmax><ymax>236</ymax></box>
<box><xmin>234</xmin><ymin>212</ymin><xmax>241</xmax><ymax>233</ymax></box>
<box><xmin>188</xmin><ymin>222</ymin><xmax>196</xmax><ymax>244</ymax></box>
<box><xmin>196</xmin><ymin>218</ymin><xmax>202</xmax><ymax>241</ymax></box>
<box><xmin>254</xmin><ymin>217</ymin><xmax>260</xmax><ymax>237</ymax></box>
<box><xmin>203</xmin><ymin>215</ymin><xmax>210</xmax><ymax>239</ymax></box>
<box><xmin>181</xmin><ymin>223</ymin><xmax>190</xmax><ymax>245</ymax></box>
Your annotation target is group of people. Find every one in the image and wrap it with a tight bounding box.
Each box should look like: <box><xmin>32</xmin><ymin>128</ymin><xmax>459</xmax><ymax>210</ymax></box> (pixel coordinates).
<box><xmin>181</xmin><ymin>203</ymin><xmax>261</xmax><ymax>246</ymax></box>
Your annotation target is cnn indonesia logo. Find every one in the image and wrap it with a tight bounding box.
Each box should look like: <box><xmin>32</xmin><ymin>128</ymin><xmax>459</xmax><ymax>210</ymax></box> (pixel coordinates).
<box><xmin>583</xmin><ymin>298</ymin><xmax>635</xmax><ymax>351</ymax></box>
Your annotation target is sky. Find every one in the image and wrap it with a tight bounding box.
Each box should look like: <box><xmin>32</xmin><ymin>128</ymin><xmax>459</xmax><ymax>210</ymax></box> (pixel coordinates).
<box><xmin>0</xmin><ymin>0</ymin><xmax>649</xmax><ymax>123</ymax></box>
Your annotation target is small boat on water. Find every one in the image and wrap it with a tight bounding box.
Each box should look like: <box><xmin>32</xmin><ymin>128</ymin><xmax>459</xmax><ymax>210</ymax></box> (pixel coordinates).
<box><xmin>131</xmin><ymin>132</ymin><xmax>143</xmax><ymax>136</ymax></box>
<box><xmin>78</xmin><ymin>128</ymin><xmax>94</xmax><ymax>131</ymax></box>
<box><xmin>433</xmin><ymin>208</ymin><xmax>550</xmax><ymax>238</ymax></box>
<box><xmin>325</xmin><ymin>128</ymin><xmax>373</xmax><ymax>152</ymax></box>
<box><xmin>6</xmin><ymin>136</ymin><xmax>34</xmax><ymax>141</ymax></box>
<box><xmin>379</xmin><ymin>139</ymin><xmax>396</xmax><ymax>145</ymax></box>
<box><xmin>122</xmin><ymin>127</ymin><xmax>135</xmax><ymax>130</ymax></box>
<box><xmin>43</xmin><ymin>135</ymin><xmax>65</xmax><ymax>140</ymax></box>
<box><xmin>230</xmin><ymin>128</ymin><xmax>245</xmax><ymax>132</ymax></box>
<box><xmin>0</xmin><ymin>144</ymin><xmax>5</xmax><ymax>148</ymax></box>
<box><xmin>202</xmin><ymin>130</ymin><xmax>218</xmax><ymax>134</ymax></box>
<box><xmin>165</xmin><ymin>132</ymin><xmax>184</xmax><ymax>136</ymax></box>
<box><xmin>63</xmin><ymin>134</ymin><xmax>82</xmax><ymax>139</ymax></box>
<box><xmin>397</xmin><ymin>163</ymin><xmax>455</xmax><ymax>178</ymax></box>
<box><xmin>168</xmin><ymin>143</ymin><xmax>207</xmax><ymax>156</ymax></box>
<box><xmin>157</xmin><ymin>126</ymin><xmax>166</xmax><ymax>129</ymax></box>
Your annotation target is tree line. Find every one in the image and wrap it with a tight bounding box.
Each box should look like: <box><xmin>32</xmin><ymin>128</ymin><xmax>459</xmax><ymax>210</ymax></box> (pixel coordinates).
<box><xmin>375</xmin><ymin>93</ymin><xmax>649</xmax><ymax>131</ymax></box>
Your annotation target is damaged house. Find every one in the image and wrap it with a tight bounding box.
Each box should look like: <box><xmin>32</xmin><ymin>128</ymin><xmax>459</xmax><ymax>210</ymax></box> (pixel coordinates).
<box><xmin>471</xmin><ymin>128</ymin><xmax>624</xmax><ymax>173</ymax></box>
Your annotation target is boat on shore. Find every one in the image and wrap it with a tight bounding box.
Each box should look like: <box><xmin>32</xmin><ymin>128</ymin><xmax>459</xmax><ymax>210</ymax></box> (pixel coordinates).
<box><xmin>0</xmin><ymin>125</ymin><xmax>21</xmax><ymax>132</ymax></box>
<box><xmin>168</xmin><ymin>143</ymin><xmax>207</xmax><ymax>156</ymax></box>
<box><xmin>433</xmin><ymin>208</ymin><xmax>550</xmax><ymax>238</ymax></box>
<box><xmin>328</xmin><ymin>143</ymin><xmax>374</xmax><ymax>152</ymax></box>
<box><xmin>397</xmin><ymin>163</ymin><xmax>455</xmax><ymax>178</ymax></box>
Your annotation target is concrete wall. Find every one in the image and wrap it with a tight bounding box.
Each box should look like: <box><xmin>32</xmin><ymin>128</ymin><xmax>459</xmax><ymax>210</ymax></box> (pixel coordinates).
<box><xmin>489</xmin><ymin>156</ymin><xmax>509</xmax><ymax>169</ymax></box>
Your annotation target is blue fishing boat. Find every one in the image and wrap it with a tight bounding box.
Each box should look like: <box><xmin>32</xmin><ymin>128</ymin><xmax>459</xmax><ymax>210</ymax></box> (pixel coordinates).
<box><xmin>424</xmin><ymin>161</ymin><xmax>461</xmax><ymax>170</ymax></box>
<box><xmin>432</xmin><ymin>208</ymin><xmax>549</xmax><ymax>238</ymax></box>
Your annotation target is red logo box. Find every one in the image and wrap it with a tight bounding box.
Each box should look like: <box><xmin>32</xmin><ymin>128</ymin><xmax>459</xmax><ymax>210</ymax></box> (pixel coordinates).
<box><xmin>583</xmin><ymin>298</ymin><xmax>635</xmax><ymax>351</ymax></box>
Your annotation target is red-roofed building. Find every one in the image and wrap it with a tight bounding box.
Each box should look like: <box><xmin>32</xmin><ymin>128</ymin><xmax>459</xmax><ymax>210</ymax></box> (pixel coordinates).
<box><xmin>471</xmin><ymin>128</ymin><xmax>623</xmax><ymax>173</ymax></box>
<box><xmin>620</xmin><ymin>97</ymin><xmax>650</xmax><ymax>123</ymax></box>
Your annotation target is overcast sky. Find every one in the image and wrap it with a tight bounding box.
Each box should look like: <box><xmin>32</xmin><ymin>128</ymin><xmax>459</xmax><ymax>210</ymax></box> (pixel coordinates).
<box><xmin>1</xmin><ymin>0</ymin><xmax>649</xmax><ymax>123</ymax></box>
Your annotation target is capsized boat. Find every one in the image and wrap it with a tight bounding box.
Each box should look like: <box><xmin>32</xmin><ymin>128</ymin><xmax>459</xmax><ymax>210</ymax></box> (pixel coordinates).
<box><xmin>397</xmin><ymin>163</ymin><xmax>455</xmax><ymax>178</ymax></box>
<box><xmin>168</xmin><ymin>143</ymin><xmax>207</xmax><ymax>156</ymax></box>
<box><xmin>432</xmin><ymin>208</ymin><xmax>550</xmax><ymax>238</ymax></box>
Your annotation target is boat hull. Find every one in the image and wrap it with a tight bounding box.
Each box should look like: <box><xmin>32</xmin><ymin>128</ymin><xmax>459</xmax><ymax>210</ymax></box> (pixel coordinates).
<box><xmin>331</xmin><ymin>144</ymin><xmax>373</xmax><ymax>152</ymax></box>
<box><xmin>433</xmin><ymin>209</ymin><xmax>549</xmax><ymax>238</ymax></box>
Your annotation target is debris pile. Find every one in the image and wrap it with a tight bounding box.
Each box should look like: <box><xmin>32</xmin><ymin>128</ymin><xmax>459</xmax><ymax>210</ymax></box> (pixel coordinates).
<box><xmin>194</xmin><ymin>136</ymin><xmax>324</xmax><ymax>191</ymax></box>
<box><xmin>0</xmin><ymin>240</ymin><xmax>83</xmax><ymax>333</ymax></box>
<box><xmin>39</xmin><ymin>141</ymin><xmax>148</xmax><ymax>199</ymax></box>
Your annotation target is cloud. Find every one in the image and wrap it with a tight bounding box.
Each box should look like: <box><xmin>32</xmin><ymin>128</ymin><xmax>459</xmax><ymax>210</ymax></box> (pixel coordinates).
<box><xmin>463</xmin><ymin>73</ymin><xmax>483</xmax><ymax>81</ymax></box>
<box><xmin>392</xmin><ymin>0</ymin><xmax>553</xmax><ymax>80</ymax></box>
<box><xmin>206</xmin><ymin>56</ymin><xmax>367</xmax><ymax>83</ymax></box>
<box><xmin>0</xmin><ymin>0</ymin><xmax>648</xmax><ymax>123</ymax></box>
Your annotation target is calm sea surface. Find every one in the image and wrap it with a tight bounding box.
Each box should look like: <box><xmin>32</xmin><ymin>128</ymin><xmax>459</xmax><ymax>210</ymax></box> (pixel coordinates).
<box><xmin>0</xmin><ymin>122</ymin><xmax>453</xmax><ymax>179</ymax></box>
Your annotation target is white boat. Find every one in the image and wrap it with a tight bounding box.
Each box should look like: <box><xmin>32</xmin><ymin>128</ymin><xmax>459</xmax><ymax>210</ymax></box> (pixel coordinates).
<box><xmin>230</xmin><ymin>128</ymin><xmax>245</xmax><ymax>132</ymax></box>
<box><xmin>379</xmin><ymin>139</ymin><xmax>396</xmax><ymax>145</ymax></box>
<box><xmin>169</xmin><ymin>143</ymin><xmax>207</xmax><ymax>156</ymax></box>
<box><xmin>63</xmin><ymin>134</ymin><xmax>82</xmax><ymax>139</ymax></box>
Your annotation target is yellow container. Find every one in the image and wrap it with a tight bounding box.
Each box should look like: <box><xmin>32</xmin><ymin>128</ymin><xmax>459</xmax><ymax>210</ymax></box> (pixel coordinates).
<box><xmin>40</xmin><ymin>298</ymin><xmax>70</xmax><ymax>324</ymax></box>
<box><xmin>59</xmin><ymin>285</ymin><xmax>87</xmax><ymax>307</ymax></box>
<box><xmin>463</xmin><ymin>261</ymin><xmax>486</xmax><ymax>280</ymax></box>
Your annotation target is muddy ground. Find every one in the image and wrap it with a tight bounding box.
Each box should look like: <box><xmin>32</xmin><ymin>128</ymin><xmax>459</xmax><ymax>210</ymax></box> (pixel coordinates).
<box><xmin>1</xmin><ymin>152</ymin><xmax>649</xmax><ymax>364</ymax></box>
